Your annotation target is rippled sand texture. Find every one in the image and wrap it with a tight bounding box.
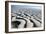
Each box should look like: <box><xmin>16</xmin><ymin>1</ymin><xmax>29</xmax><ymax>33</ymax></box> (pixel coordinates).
<box><xmin>11</xmin><ymin>5</ymin><xmax>42</xmax><ymax>28</ymax></box>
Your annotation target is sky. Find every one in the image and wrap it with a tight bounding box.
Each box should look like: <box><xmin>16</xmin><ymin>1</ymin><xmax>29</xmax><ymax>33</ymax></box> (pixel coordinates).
<box><xmin>11</xmin><ymin>5</ymin><xmax>42</xmax><ymax>11</ymax></box>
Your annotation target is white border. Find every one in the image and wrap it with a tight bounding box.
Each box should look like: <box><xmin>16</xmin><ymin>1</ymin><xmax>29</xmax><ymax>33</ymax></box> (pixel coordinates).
<box><xmin>8</xmin><ymin>2</ymin><xmax>44</xmax><ymax>32</ymax></box>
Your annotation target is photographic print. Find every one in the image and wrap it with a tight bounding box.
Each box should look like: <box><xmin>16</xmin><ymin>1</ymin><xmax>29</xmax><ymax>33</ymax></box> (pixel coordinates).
<box><xmin>5</xmin><ymin>1</ymin><xmax>45</xmax><ymax>33</ymax></box>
